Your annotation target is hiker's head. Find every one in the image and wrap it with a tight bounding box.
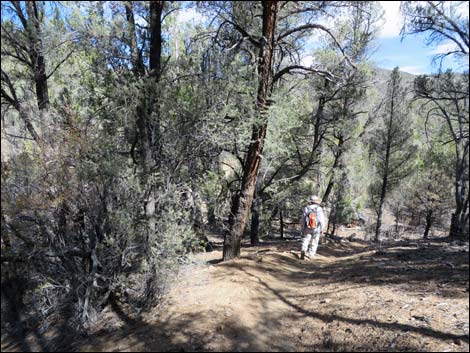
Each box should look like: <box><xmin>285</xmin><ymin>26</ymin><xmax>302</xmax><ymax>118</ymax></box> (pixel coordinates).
<box><xmin>309</xmin><ymin>195</ymin><xmax>322</xmax><ymax>205</ymax></box>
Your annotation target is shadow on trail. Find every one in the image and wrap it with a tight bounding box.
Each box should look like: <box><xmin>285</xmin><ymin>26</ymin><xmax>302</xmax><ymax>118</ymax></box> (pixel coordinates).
<box><xmin>228</xmin><ymin>238</ymin><xmax>469</xmax><ymax>299</ymax></box>
<box><xmin>3</xmin><ymin>237</ymin><xmax>468</xmax><ymax>352</ymax></box>
<box><xmin>239</xmin><ymin>268</ymin><xmax>469</xmax><ymax>346</ymax></box>
<box><xmin>63</xmin><ymin>299</ymin><xmax>430</xmax><ymax>352</ymax></box>
<box><xmin>65</xmin><ymin>302</ymin><xmax>269</xmax><ymax>352</ymax></box>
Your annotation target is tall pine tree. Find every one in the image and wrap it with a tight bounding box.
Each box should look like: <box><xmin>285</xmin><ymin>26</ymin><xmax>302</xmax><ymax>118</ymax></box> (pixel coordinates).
<box><xmin>369</xmin><ymin>67</ymin><xmax>417</xmax><ymax>241</ymax></box>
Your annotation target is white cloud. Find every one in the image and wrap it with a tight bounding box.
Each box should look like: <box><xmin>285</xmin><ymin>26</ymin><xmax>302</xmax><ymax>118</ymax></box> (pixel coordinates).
<box><xmin>378</xmin><ymin>1</ymin><xmax>403</xmax><ymax>38</ymax></box>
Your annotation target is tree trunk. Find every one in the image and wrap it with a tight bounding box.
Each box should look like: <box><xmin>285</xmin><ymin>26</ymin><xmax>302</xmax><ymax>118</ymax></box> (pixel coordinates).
<box><xmin>125</xmin><ymin>1</ymin><xmax>145</xmax><ymax>77</ymax></box>
<box><xmin>250</xmin><ymin>199</ymin><xmax>260</xmax><ymax>246</ymax></box>
<box><xmin>449</xmin><ymin>145</ymin><xmax>469</xmax><ymax>239</ymax></box>
<box><xmin>223</xmin><ymin>1</ymin><xmax>278</xmax><ymax>261</ymax></box>
<box><xmin>424</xmin><ymin>209</ymin><xmax>433</xmax><ymax>239</ymax></box>
<box><xmin>267</xmin><ymin>205</ymin><xmax>278</xmax><ymax>236</ymax></box>
<box><xmin>279</xmin><ymin>208</ymin><xmax>284</xmax><ymax>239</ymax></box>
<box><xmin>207</xmin><ymin>205</ymin><xmax>216</xmax><ymax>225</ymax></box>
<box><xmin>313</xmin><ymin>79</ymin><xmax>328</xmax><ymax>188</ymax></box>
<box><xmin>19</xmin><ymin>107</ymin><xmax>42</xmax><ymax>144</ymax></box>
<box><xmin>149</xmin><ymin>0</ymin><xmax>163</xmax><ymax>160</ymax></box>
<box><xmin>135</xmin><ymin>1</ymin><xmax>163</xmax><ymax>244</ymax></box>
<box><xmin>449</xmin><ymin>209</ymin><xmax>468</xmax><ymax>240</ymax></box>
<box><xmin>375</xmin><ymin>185</ymin><xmax>386</xmax><ymax>241</ymax></box>
<box><xmin>375</xmin><ymin>81</ymin><xmax>395</xmax><ymax>242</ymax></box>
<box><xmin>322</xmin><ymin>136</ymin><xmax>344</xmax><ymax>204</ymax></box>
<box><xmin>332</xmin><ymin>216</ymin><xmax>337</xmax><ymax>236</ymax></box>
<box><xmin>326</xmin><ymin>213</ymin><xmax>332</xmax><ymax>234</ymax></box>
<box><xmin>150</xmin><ymin>1</ymin><xmax>163</xmax><ymax>79</ymax></box>
<box><xmin>26</xmin><ymin>1</ymin><xmax>49</xmax><ymax>111</ymax></box>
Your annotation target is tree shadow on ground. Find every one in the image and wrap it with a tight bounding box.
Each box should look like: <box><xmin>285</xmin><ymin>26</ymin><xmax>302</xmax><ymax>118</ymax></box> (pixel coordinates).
<box><xmin>3</xmin><ymin>237</ymin><xmax>468</xmax><ymax>352</ymax></box>
<box><xmin>63</xmin><ymin>300</ymin><xmax>435</xmax><ymax>352</ymax></box>
<box><xmin>238</xmin><ymin>267</ymin><xmax>469</xmax><ymax>346</ymax></box>
<box><xmin>315</xmin><ymin>241</ymin><xmax>469</xmax><ymax>298</ymax></box>
<box><xmin>66</xmin><ymin>302</ymin><xmax>275</xmax><ymax>352</ymax></box>
<box><xmin>229</xmin><ymin>238</ymin><xmax>469</xmax><ymax>299</ymax></box>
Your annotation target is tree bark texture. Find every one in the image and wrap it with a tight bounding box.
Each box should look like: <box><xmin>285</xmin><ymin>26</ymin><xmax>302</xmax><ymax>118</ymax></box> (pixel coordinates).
<box><xmin>26</xmin><ymin>1</ymin><xmax>49</xmax><ymax>111</ymax></box>
<box><xmin>223</xmin><ymin>1</ymin><xmax>278</xmax><ymax>260</ymax></box>
<box><xmin>424</xmin><ymin>209</ymin><xmax>433</xmax><ymax>239</ymax></box>
<box><xmin>322</xmin><ymin>135</ymin><xmax>344</xmax><ymax>204</ymax></box>
<box><xmin>279</xmin><ymin>208</ymin><xmax>284</xmax><ymax>239</ymax></box>
<box><xmin>125</xmin><ymin>1</ymin><xmax>145</xmax><ymax>77</ymax></box>
<box><xmin>250</xmin><ymin>200</ymin><xmax>260</xmax><ymax>246</ymax></box>
<box><xmin>125</xmin><ymin>1</ymin><xmax>163</xmax><ymax>243</ymax></box>
<box><xmin>449</xmin><ymin>143</ymin><xmax>469</xmax><ymax>239</ymax></box>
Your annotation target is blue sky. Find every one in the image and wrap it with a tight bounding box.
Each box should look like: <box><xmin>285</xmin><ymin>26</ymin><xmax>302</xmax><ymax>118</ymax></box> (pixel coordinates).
<box><xmin>370</xmin><ymin>1</ymin><xmax>468</xmax><ymax>74</ymax></box>
<box><xmin>370</xmin><ymin>32</ymin><xmax>466</xmax><ymax>74</ymax></box>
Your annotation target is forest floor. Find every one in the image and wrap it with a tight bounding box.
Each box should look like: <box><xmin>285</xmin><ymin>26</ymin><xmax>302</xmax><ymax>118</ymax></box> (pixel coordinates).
<box><xmin>2</xmin><ymin>230</ymin><xmax>469</xmax><ymax>352</ymax></box>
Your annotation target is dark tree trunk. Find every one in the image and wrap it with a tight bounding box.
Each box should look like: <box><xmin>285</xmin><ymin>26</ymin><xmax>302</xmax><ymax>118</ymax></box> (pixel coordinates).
<box><xmin>26</xmin><ymin>1</ymin><xmax>49</xmax><ymax>111</ymax></box>
<box><xmin>374</xmin><ymin>173</ymin><xmax>388</xmax><ymax>242</ymax></box>
<box><xmin>131</xmin><ymin>1</ymin><xmax>163</xmax><ymax>244</ymax></box>
<box><xmin>449</xmin><ymin>209</ymin><xmax>468</xmax><ymax>240</ymax></box>
<box><xmin>326</xmin><ymin>213</ymin><xmax>332</xmax><ymax>234</ymax></box>
<box><xmin>130</xmin><ymin>0</ymin><xmax>163</xmax><ymax>169</ymax></box>
<box><xmin>279</xmin><ymin>208</ymin><xmax>284</xmax><ymax>239</ymax></box>
<box><xmin>449</xmin><ymin>146</ymin><xmax>469</xmax><ymax>239</ymax></box>
<box><xmin>250</xmin><ymin>200</ymin><xmax>260</xmax><ymax>246</ymax></box>
<box><xmin>313</xmin><ymin>80</ymin><xmax>328</xmax><ymax>147</ymax></box>
<box><xmin>424</xmin><ymin>209</ymin><xmax>433</xmax><ymax>239</ymax></box>
<box><xmin>223</xmin><ymin>1</ymin><xmax>278</xmax><ymax>261</ymax></box>
<box><xmin>150</xmin><ymin>1</ymin><xmax>163</xmax><ymax>79</ymax></box>
<box><xmin>149</xmin><ymin>0</ymin><xmax>163</xmax><ymax>160</ymax></box>
<box><xmin>207</xmin><ymin>205</ymin><xmax>216</xmax><ymax>225</ymax></box>
<box><xmin>19</xmin><ymin>107</ymin><xmax>42</xmax><ymax>144</ymax></box>
<box><xmin>322</xmin><ymin>135</ymin><xmax>344</xmax><ymax>204</ymax></box>
<box><xmin>331</xmin><ymin>208</ymin><xmax>338</xmax><ymax>236</ymax></box>
<box><xmin>125</xmin><ymin>1</ymin><xmax>145</xmax><ymax>77</ymax></box>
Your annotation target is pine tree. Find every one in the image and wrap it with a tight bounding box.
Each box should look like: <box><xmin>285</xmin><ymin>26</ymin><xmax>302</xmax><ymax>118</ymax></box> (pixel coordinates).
<box><xmin>369</xmin><ymin>67</ymin><xmax>417</xmax><ymax>241</ymax></box>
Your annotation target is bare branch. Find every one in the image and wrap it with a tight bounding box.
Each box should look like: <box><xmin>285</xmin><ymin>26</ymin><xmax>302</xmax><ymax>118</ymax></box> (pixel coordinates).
<box><xmin>46</xmin><ymin>49</ymin><xmax>75</xmax><ymax>80</ymax></box>
<box><xmin>273</xmin><ymin>65</ymin><xmax>335</xmax><ymax>83</ymax></box>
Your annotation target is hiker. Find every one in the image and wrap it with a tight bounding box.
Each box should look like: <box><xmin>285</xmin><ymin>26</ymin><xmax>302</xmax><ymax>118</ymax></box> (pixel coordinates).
<box><xmin>300</xmin><ymin>195</ymin><xmax>326</xmax><ymax>260</ymax></box>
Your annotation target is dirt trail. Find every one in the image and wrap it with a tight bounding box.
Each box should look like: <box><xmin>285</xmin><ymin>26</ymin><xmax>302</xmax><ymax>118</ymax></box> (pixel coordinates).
<box><xmin>2</xmin><ymin>236</ymin><xmax>468</xmax><ymax>352</ymax></box>
<box><xmin>69</xmin><ymin>236</ymin><xmax>469</xmax><ymax>352</ymax></box>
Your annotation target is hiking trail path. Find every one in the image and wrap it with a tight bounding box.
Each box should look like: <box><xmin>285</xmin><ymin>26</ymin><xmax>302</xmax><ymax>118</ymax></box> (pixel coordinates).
<box><xmin>72</xmin><ymin>232</ymin><xmax>469</xmax><ymax>352</ymax></box>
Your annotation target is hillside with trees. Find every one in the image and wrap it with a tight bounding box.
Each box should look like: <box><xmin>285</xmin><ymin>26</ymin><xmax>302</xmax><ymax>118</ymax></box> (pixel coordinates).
<box><xmin>1</xmin><ymin>1</ymin><xmax>468</xmax><ymax>352</ymax></box>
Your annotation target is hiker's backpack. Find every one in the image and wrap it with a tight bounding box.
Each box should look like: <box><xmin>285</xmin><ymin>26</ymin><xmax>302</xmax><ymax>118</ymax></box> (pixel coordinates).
<box><xmin>305</xmin><ymin>206</ymin><xmax>318</xmax><ymax>229</ymax></box>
